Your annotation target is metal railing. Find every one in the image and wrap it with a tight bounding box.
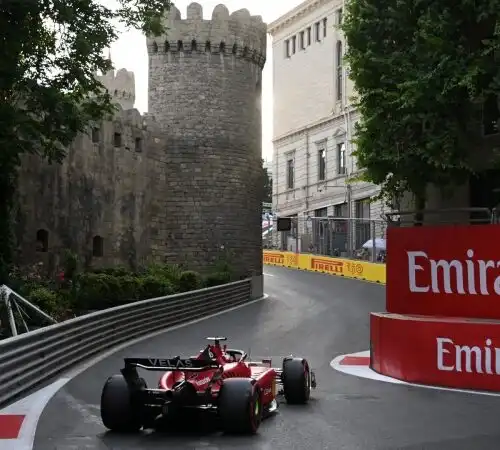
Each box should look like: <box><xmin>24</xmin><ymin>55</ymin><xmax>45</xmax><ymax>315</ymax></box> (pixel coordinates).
<box><xmin>385</xmin><ymin>207</ymin><xmax>498</xmax><ymax>226</ymax></box>
<box><xmin>264</xmin><ymin>217</ymin><xmax>387</xmax><ymax>263</ymax></box>
<box><xmin>0</xmin><ymin>279</ymin><xmax>253</xmax><ymax>408</ymax></box>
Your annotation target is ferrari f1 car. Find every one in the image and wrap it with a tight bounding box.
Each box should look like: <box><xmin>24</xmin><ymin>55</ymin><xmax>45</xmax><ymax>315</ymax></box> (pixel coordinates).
<box><xmin>100</xmin><ymin>336</ymin><xmax>317</xmax><ymax>434</ymax></box>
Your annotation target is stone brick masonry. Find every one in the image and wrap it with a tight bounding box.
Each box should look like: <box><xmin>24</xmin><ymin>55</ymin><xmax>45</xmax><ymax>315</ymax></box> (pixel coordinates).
<box><xmin>16</xmin><ymin>3</ymin><xmax>267</xmax><ymax>279</ymax></box>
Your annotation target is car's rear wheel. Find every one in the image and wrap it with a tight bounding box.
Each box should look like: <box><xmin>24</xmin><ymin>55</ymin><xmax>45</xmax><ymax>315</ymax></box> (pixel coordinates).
<box><xmin>282</xmin><ymin>357</ymin><xmax>311</xmax><ymax>404</ymax></box>
<box><xmin>100</xmin><ymin>374</ymin><xmax>144</xmax><ymax>432</ymax></box>
<box><xmin>218</xmin><ymin>378</ymin><xmax>262</xmax><ymax>434</ymax></box>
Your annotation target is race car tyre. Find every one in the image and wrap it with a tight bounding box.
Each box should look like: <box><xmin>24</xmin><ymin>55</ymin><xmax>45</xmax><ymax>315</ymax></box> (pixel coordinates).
<box><xmin>282</xmin><ymin>357</ymin><xmax>311</xmax><ymax>404</ymax></box>
<box><xmin>218</xmin><ymin>378</ymin><xmax>263</xmax><ymax>434</ymax></box>
<box><xmin>100</xmin><ymin>374</ymin><xmax>145</xmax><ymax>432</ymax></box>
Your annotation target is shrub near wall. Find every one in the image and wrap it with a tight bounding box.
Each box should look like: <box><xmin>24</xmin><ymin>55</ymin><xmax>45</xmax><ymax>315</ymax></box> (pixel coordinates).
<box><xmin>6</xmin><ymin>262</ymin><xmax>234</xmax><ymax>323</ymax></box>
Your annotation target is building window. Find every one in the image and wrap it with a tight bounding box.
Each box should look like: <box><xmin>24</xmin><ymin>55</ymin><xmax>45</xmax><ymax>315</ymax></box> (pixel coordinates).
<box><xmin>315</xmin><ymin>22</ymin><xmax>321</xmax><ymax>41</ymax></box>
<box><xmin>291</xmin><ymin>35</ymin><xmax>297</xmax><ymax>54</ymax></box>
<box><xmin>135</xmin><ymin>137</ymin><xmax>142</xmax><ymax>152</ymax></box>
<box><xmin>337</xmin><ymin>8</ymin><xmax>343</xmax><ymax>25</ymax></box>
<box><xmin>114</xmin><ymin>132</ymin><xmax>122</xmax><ymax>147</ymax></box>
<box><xmin>286</xmin><ymin>158</ymin><xmax>295</xmax><ymax>189</ymax></box>
<box><xmin>92</xmin><ymin>235</ymin><xmax>104</xmax><ymax>257</ymax></box>
<box><xmin>91</xmin><ymin>127</ymin><xmax>100</xmax><ymax>143</ymax></box>
<box><xmin>337</xmin><ymin>142</ymin><xmax>346</xmax><ymax>174</ymax></box>
<box><xmin>334</xmin><ymin>202</ymin><xmax>348</xmax><ymax>217</ymax></box>
<box><xmin>318</xmin><ymin>147</ymin><xmax>326</xmax><ymax>181</ymax></box>
<box><xmin>355</xmin><ymin>198</ymin><xmax>371</xmax><ymax>219</ymax></box>
<box><xmin>299</xmin><ymin>31</ymin><xmax>305</xmax><ymax>50</ymax></box>
<box><xmin>36</xmin><ymin>229</ymin><xmax>49</xmax><ymax>252</ymax></box>
<box><xmin>285</xmin><ymin>39</ymin><xmax>290</xmax><ymax>58</ymax></box>
<box><xmin>483</xmin><ymin>94</ymin><xmax>500</xmax><ymax>135</ymax></box>
<box><xmin>323</xmin><ymin>18</ymin><xmax>328</xmax><ymax>37</ymax></box>
<box><xmin>336</xmin><ymin>41</ymin><xmax>343</xmax><ymax>101</ymax></box>
<box><xmin>307</xmin><ymin>27</ymin><xmax>312</xmax><ymax>46</ymax></box>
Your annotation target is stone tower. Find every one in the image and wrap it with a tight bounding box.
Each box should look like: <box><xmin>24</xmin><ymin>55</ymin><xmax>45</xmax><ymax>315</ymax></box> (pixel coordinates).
<box><xmin>96</xmin><ymin>57</ymin><xmax>136</xmax><ymax>110</ymax></box>
<box><xmin>146</xmin><ymin>3</ymin><xmax>267</xmax><ymax>279</ymax></box>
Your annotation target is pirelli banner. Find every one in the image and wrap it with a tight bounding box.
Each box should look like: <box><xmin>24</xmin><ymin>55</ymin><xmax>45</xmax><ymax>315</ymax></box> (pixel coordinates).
<box><xmin>262</xmin><ymin>250</ymin><xmax>386</xmax><ymax>284</ymax></box>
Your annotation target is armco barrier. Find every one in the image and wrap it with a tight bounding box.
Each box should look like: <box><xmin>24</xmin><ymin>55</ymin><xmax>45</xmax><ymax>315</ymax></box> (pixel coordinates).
<box><xmin>263</xmin><ymin>250</ymin><xmax>386</xmax><ymax>284</ymax></box>
<box><xmin>0</xmin><ymin>279</ymin><xmax>252</xmax><ymax>408</ymax></box>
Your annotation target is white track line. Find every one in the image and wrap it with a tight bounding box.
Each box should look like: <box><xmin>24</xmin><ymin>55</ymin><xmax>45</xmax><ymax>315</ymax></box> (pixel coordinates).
<box><xmin>330</xmin><ymin>350</ymin><xmax>500</xmax><ymax>398</ymax></box>
<box><xmin>0</xmin><ymin>294</ymin><xmax>269</xmax><ymax>449</ymax></box>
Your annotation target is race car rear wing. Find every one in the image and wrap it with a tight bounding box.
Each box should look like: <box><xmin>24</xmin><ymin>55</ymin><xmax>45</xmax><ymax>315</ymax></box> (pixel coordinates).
<box><xmin>123</xmin><ymin>357</ymin><xmax>220</xmax><ymax>372</ymax></box>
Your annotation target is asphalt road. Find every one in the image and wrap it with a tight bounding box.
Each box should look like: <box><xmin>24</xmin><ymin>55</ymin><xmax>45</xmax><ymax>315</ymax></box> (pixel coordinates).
<box><xmin>34</xmin><ymin>267</ymin><xmax>500</xmax><ymax>449</ymax></box>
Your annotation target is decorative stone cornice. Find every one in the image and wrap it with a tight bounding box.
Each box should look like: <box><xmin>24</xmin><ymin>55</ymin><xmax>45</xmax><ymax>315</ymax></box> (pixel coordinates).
<box><xmin>267</xmin><ymin>0</ymin><xmax>333</xmax><ymax>36</ymax></box>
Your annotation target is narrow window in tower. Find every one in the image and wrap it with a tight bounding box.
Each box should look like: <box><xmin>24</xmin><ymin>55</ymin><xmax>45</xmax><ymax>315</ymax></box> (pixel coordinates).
<box><xmin>152</xmin><ymin>42</ymin><xmax>158</xmax><ymax>53</ymax></box>
<box><xmin>291</xmin><ymin>36</ymin><xmax>296</xmax><ymax>54</ymax></box>
<box><xmin>220</xmin><ymin>42</ymin><xmax>226</xmax><ymax>53</ymax></box>
<box><xmin>307</xmin><ymin>27</ymin><xmax>312</xmax><ymax>46</ymax></box>
<box><xmin>315</xmin><ymin>22</ymin><xmax>321</xmax><ymax>41</ymax></box>
<box><xmin>205</xmin><ymin>40</ymin><xmax>211</xmax><ymax>52</ymax></box>
<box><xmin>164</xmin><ymin>41</ymin><xmax>170</xmax><ymax>52</ymax></box>
<box><xmin>285</xmin><ymin>39</ymin><xmax>290</xmax><ymax>58</ymax></box>
<box><xmin>114</xmin><ymin>132</ymin><xmax>122</xmax><ymax>147</ymax></box>
<box><xmin>323</xmin><ymin>18</ymin><xmax>328</xmax><ymax>37</ymax></box>
<box><xmin>93</xmin><ymin>236</ymin><xmax>104</xmax><ymax>257</ymax></box>
<box><xmin>135</xmin><ymin>137</ymin><xmax>142</xmax><ymax>152</ymax></box>
<box><xmin>177</xmin><ymin>40</ymin><xmax>183</xmax><ymax>52</ymax></box>
<box><xmin>91</xmin><ymin>127</ymin><xmax>99</xmax><ymax>143</ymax></box>
<box><xmin>191</xmin><ymin>39</ymin><xmax>197</xmax><ymax>51</ymax></box>
<box><xmin>232</xmin><ymin>43</ymin><xmax>238</xmax><ymax>54</ymax></box>
<box><xmin>36</xmin><ymin>229</ymin><xmax>49</xmax><ymax>252</ymax></box>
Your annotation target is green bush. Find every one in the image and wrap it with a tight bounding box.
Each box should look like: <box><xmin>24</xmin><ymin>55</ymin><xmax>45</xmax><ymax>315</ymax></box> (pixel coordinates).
<box><xmin>90</xmin><ymin>266</ymin><xmax>131</xmax><ymax>277</ymax></box>
<box><xmin>138</xmin><ymin>275</ymin><xmax>174</xmax><ymax>299</ymax></box>
<box><xmin>178</xmin><ymin>270</ymin><xmax>202</xmax><ymax>292</ymax></box>
<box><xmin>4</xmin><ymin>261</ymin><xmax>237</xmax><ymax>322</ymax></box>
<box><xmin>27</xmin><ymin>287</ymin><xmax>67</xmax><ymax>319</ymax></box>
<box><xmin>204</xmin><ymin>271</ymin><xmax>232</xmax><ymax>287</ymax></box>
<box><xmin>74</xmin><ymin>273</ymin><xmax>140</xmax><ymax>311</ymax></box>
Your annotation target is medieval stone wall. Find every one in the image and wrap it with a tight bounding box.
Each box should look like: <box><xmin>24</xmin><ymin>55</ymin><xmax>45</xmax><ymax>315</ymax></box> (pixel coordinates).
<box><xmin>16</xmin><ymin>3</ymin><xmax>267</xmax><ymax>278</ymax></box>
<box><xmin>16</xmin><ymin>109</ymin><xmax>167</xmax><ymax>271</ymax></box>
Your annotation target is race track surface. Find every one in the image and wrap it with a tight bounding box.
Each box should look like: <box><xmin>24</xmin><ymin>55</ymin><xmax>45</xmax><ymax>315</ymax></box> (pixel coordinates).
<box><xmin>35</xmin><ymin>267</ymin><xmax>500</xmax><ymax>449</ymax></box>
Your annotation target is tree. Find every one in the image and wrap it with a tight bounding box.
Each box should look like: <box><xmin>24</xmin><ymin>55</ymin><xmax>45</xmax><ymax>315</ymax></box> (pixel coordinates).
<box><xmin>0</xmin><ymin>0</ymin><xmax>171</xmax><ymax>281</ymax></box>
<box><xmin>341</xmin><ymin>0</ymin><xmax>500</xmax><ymax>211</ymax></box>
<box><xmin>261</xmin><ymin>159</ymin><xmax>272</xmax><ymax>204</ymax></box>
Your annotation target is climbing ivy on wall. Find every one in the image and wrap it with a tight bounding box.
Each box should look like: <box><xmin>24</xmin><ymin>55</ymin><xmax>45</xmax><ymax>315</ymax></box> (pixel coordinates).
<box><xmin>0</xmin><ymin>0</ymin><xmax>171</xmax><ymax>282</ymax></box>
<box><xmin>341</xmin><ymin>0</ymin><xmax>500</xmax><ymax>208</ymax></box>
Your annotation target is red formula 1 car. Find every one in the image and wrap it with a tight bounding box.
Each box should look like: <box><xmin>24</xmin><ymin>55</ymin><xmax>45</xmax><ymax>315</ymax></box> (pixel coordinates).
<box><xmin>100</xmin><ymin>336</ymin><xmax>317</xmax><ymax>434</ymax></box>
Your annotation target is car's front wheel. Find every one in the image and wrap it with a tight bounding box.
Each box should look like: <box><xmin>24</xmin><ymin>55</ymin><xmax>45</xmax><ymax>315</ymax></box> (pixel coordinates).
<box><xmin>282</xmin><ymin>357</ymin><xmax>311</xmax><ymax>404</ymax></box>
<box><xmin>100</xmin><ymin>374</ymin><xmax>144</xmax><ymax>432</ymax></box>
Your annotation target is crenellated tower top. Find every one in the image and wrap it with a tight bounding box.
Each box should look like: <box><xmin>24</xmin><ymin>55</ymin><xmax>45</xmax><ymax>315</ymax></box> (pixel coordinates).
<box><xmin>146</xmin><ymin>3</ymin><xmax>267</xmax><ymax>68</ymax></box>
<box><xmin>96</xmin><ymin>65</ymin><xmax>136</xmax><ymax>110</ymax></box>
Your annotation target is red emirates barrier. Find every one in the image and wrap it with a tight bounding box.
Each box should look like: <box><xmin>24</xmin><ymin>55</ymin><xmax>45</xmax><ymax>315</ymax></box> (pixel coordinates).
<box><xmin>370</xmin><ymin>312</ymin><xmax>500</xmax><ymax>392</ymax></box>
<box><xmin>386</xmin><ymin>224</ymin><xmax>500</xmax><ymax>320</ymax></box>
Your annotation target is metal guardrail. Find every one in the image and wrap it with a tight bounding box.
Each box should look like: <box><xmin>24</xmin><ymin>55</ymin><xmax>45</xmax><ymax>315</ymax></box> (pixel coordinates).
<box><xmin>0</xmin><ymin>279</ymin><xmax>252</xmax><ymax>408</ymax></box>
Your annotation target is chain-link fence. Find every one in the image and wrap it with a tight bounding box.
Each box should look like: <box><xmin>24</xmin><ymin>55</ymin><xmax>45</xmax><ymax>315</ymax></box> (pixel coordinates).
<box><xmin>263</xmin><ymin>217</ymin><xmax>388</xmax><ymax>263</ymax></box>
